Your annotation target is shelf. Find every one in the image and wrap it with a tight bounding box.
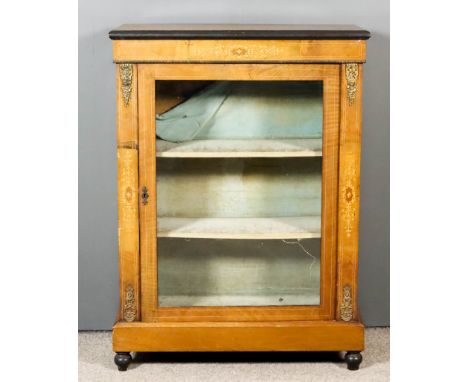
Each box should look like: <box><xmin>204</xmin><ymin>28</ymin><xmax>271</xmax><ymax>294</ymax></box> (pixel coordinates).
<box><xmin>157</xmin><ymin>216</ymin><xmax>321</xmax><ymax>239</ymax></box>
<box><xmin>156</xmin><ymin>139</ymin><xmax>322</xmax><ymax>158</ymax></box>
<box><xmin>159</xmin><ymin>294</ymin><xmax>320</xmax><ymax>307</ymax></box>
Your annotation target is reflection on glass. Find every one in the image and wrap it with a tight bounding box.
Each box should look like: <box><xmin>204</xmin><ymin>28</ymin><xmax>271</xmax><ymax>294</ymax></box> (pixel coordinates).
<box><xmin>158</xmin><ymin>238</ymin><xmax>320</xmax><ymax>307</ymax></box>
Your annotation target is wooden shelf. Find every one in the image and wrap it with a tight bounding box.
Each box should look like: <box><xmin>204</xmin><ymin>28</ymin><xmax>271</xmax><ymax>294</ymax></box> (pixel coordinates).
<box><xmin>156</xmin><ymin>139</ymin><xmax>322</xmax><ymax>158</ymax></box>
<box><xmin>159</xmin><ymin>294</ymin><xmax>320</xmax><ymax>307</ymax></box>
<box><xmin>157</xmin><ymin>216</ymin><xmax>321</xmax><ymax>239</ymax></box>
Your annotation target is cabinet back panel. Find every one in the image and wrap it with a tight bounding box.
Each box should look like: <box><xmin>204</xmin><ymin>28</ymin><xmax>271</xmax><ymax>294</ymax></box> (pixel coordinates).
<box><xmin>158</xmin><ymin>238</ymin><xmax>321</xmax><ymax>307</ymax></box>
<box><xmin>156</xmin><ymin>157</ymin><xmax>322</xmax><ymax>218</ymax></box>
<box><xmin>156</xmin><ymin>81</ymin><xmax>323</xmax><ymax>142</ymax></box>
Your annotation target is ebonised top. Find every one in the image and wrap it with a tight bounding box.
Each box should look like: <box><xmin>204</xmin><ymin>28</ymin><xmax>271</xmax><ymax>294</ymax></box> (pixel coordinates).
<box><xmin>109</xmin><ymin>24</ymin><xmax>370</xmax><ymax>40</ymax></box>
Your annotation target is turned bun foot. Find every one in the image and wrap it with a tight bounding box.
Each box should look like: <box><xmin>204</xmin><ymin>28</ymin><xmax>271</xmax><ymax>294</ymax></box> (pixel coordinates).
<box><xmin>114</xmin><ymin>352</ymin><xmax>132</xmax><ymax>371</ymax></box>
<box><xmin>344</xmin><ymin>351</ymin><xmax>363</xmax><ymax>370</ymax></box>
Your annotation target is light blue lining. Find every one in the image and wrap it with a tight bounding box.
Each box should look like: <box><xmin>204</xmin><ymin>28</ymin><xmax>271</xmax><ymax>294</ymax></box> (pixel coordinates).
<box><xmin>156</xmin><ymin>81</ymin><xmax>323</xmax><ymax>142</ymax></box>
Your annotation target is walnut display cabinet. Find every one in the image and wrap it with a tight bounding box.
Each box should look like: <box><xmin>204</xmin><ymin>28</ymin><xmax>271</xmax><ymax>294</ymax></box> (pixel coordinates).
<box><xmin>109</xmin><ymin>24</ymin><xmax>370</xmax><ymax>371</ymax></box>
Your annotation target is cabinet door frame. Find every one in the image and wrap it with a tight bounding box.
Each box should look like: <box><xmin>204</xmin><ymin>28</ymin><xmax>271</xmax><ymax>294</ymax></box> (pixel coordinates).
<box><xmin>137</xmin><ymin>63</ymin><xmax>340</xmax><ymax>322</ymax></box>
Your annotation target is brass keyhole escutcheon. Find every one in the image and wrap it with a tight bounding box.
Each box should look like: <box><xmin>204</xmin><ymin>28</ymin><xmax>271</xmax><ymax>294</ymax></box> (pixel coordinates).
<box><xmin>141</xmin><ymin>186</ymin><xmax>149</xmax><ymax>205</ymax></box>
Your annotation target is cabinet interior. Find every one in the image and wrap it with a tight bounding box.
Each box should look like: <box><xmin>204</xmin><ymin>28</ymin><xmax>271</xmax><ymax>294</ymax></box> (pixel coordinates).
<box><xmin>155</xmin><ymin>80</ymin><xmax>323</xmax><ymax>308</ymax></box>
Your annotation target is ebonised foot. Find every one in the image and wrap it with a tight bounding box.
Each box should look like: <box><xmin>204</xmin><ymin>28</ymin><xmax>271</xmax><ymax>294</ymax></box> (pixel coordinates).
<box><xmin>345</xmin><ymin>351</ymin><xmax>362</xmax><ymax>370</ymax></box>
<box><xmin>114</xmin><ymin>352</ymin><xmax>132</xmax><ymax>371</ymax></box>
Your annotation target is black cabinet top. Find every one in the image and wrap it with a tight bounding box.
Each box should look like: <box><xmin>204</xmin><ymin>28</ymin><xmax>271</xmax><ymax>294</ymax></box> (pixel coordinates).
<box><xmin>109</xmin><ymin>24</ymin><xmax>371</xmax><ymax>40</ymax></box>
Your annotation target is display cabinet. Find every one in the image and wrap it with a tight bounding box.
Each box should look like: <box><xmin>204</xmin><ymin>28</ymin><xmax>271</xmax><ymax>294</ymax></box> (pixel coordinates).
<box><xmin>109</xmin><ymin>24</ymin><xmax>370</xmax><ymax>371</ymax></box>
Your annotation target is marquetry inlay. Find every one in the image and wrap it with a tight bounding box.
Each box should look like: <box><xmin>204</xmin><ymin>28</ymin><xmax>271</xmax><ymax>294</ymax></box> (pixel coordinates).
<box><xmin>342</xmin><ymin>159</ymin><xmax>357</xmax><ymax>238</ymax></box>
<box><xmin>118</xmin><ymin>149</ymin><xmax>138</xmax><ymax>222</ymax></box>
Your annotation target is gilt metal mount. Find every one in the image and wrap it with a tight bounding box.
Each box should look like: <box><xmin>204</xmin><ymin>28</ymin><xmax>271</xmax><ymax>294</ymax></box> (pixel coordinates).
<box><xmin>123</xmin><ymin>285</ymin><xmax>137</xmax><ymax>322</ymax></box>
<box><xmin>340</xmin><ymin>285</ymin><xmax>353</xmax><ymax>321</ymax></box>
<box><xmin>345</xmin><ymin>64</ymin><xmax>358</xmax><ymax>106</ymax></box>
<box><xmin>119</xmin><ymin>64</ymin><xmax>133</xmax><ymax>106</ymax></box>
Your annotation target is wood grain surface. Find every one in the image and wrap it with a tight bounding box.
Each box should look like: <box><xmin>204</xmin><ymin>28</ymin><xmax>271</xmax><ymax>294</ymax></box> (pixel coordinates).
<box><xmin>113</xmin><ymin>320</ymin><xmax>365</xmax><ymax>352</ymax></box>
<box><xmin>113</xmin><ymin>40</ymin><xmax>366</xmax><ymax>63</ymax></box>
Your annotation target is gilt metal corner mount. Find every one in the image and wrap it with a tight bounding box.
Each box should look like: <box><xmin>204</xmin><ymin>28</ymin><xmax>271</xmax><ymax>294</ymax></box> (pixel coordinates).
<box><xmin>340</xmin><ymin>285</ymin><xmax>353</xmax><ymax>321</ymax></box>
<box><xmin>123</xmin><ymin>285</ymin><xmax>137</xmax><ymax>322</ymax></box>
<box><xmin>119</xmin><ymin>64</ymin><xmax>133</xmax><ymax>106</ymax></box>
<box><xmin>345</xmin><ymin>64</ymin><xmax>358</xmax><ymax>106</ymax></box>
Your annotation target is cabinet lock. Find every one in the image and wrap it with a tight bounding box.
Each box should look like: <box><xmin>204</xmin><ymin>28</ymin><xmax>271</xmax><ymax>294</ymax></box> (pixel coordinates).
<box><xmin>141</xmin><ymin>186</ymin><xmax>149</xmax><ymax>205</ymax></box>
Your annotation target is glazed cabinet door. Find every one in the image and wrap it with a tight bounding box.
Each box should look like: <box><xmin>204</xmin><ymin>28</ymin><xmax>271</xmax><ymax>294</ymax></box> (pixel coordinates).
<box><xmin>137</xmin><ymin>64</ymin><xmax>341</xmax><ymax>322</ymax></box>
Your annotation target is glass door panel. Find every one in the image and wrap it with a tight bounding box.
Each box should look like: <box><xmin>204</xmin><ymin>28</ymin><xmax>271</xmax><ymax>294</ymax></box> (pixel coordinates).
<box><xmin>155</xmin><ymin>80</ymin><xmax>323</xmax><ymax>308</ymax></box>
<box><xmin>158</xmin><ymin>238</ymin><xmax>320</xmax><ymax>307</ymax></box>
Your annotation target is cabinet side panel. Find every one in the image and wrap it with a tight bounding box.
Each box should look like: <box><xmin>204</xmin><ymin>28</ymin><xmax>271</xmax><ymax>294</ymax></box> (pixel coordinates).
<box><xmin>337</xmin><ymin>64</ymin><xmax>362</xmax><ymax>322</ymax></box>
<box><xmin>116</xmin><ymin>64</ymin><xmax>140</xmax><ymax>321</ymax></box>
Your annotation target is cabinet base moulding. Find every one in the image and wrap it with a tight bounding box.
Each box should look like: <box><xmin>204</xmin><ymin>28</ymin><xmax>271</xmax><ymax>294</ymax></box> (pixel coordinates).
<box><xmin>112</xmin><ymin>320</ymin><xmax>364</xmax><ymax>352</ymax></box>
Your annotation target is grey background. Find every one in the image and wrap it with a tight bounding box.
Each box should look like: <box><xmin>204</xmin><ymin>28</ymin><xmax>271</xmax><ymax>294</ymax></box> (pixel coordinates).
<box><xmin>79</xmin><ymin>0</ymin><xmax>389</xmax><ymax>329</ymax></box>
